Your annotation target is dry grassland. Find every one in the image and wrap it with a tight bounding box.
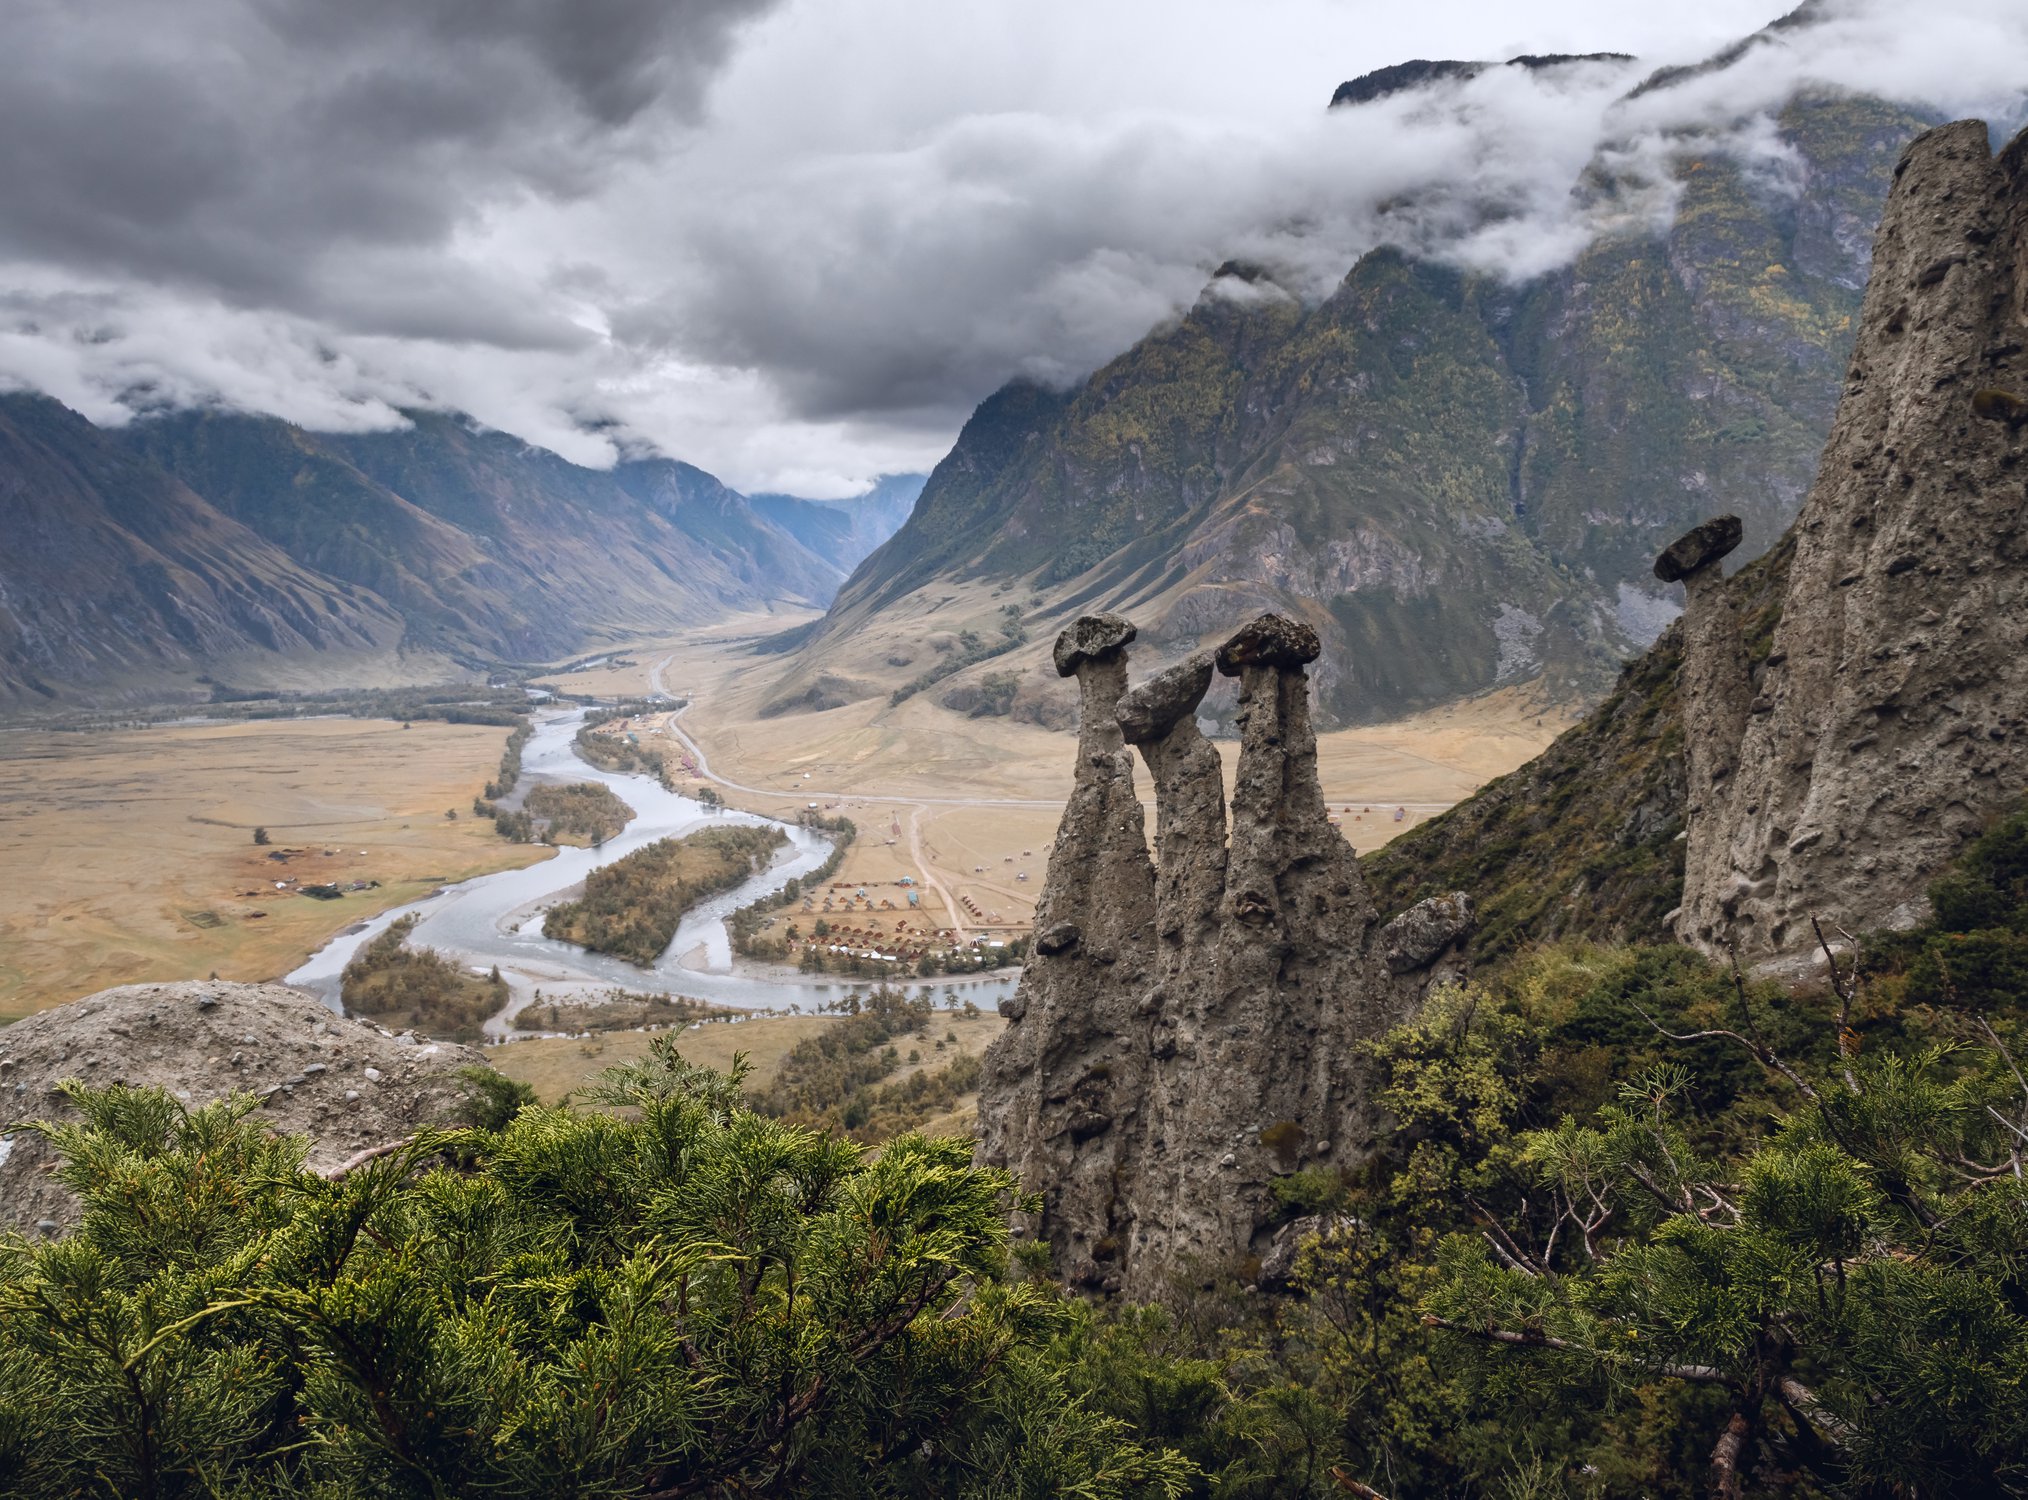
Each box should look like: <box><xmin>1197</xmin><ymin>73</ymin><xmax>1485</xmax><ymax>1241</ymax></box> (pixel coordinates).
<box><xmin>0</xmin><ymin>717</ymin><xmax>546</xmax><ymax>1018</ymax></box>
<box><xmin>582</xmin><ymin>623</ymin><xmax>1571</xmax><ymax>945</ymax></box>
<box><xmin>490</xmin><ymin>1008</ymin><xmax>1007</xmax><ymax>1112</ymax></box>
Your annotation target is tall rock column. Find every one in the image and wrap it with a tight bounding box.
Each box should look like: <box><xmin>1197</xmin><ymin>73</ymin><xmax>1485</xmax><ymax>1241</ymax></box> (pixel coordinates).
<box><xmin>1117</xmin><ymin>651</ymin><xmax>1226</xmax><ymax>961</ymax></box>
<box><xmin>975</xmin><ymin>613</ymin><xmax>1156</xmax><ymax>1291</ymax></box>
<box><xmin>1114</xmin><ymin>650</ymin><xmax>1226</xmax><ymax>1287</ymax></box>
<box><xmin>980</xmin><ymin>611</ymin><xmax>1476</xmax><ymax>1296</ymax></box>
<box><xmin>1678</xmin><ymin>120</ymin><xmax>2028</xmax><ymax>959</ymax></box>
<box><xmin>1120</xmin><ymin>614</ymin><xmax>1395</xmax><ymax>1294</ymax></box>
<box><xmin>1655</xmin><ymin>515</ymin><xmax>1752</xmax><ymax>953</ymax></box>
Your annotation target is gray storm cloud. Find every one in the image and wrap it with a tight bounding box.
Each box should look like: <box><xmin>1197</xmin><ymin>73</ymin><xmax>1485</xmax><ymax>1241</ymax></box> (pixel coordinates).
<box><xmin>0</xmin><ymin>0</ymin><xmax>2024</xmax><ymax>493</ymax></box>
<box><xmin>0</xmin><ymin>0</ymin><xmax>782</xmax><ymax>337</ymax></box>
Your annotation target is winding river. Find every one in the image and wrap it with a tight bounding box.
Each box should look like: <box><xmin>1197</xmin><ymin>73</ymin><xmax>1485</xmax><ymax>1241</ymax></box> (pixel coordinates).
<box><xmin>287</xmin><ymin>707</ymin><xmax>1019</xmax><ymax>1030</ymax></box>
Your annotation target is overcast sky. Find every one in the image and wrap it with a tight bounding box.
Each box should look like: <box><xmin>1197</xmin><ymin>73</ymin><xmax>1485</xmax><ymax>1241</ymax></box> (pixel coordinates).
<box><xmin>2</xmin><ymin>0</ymin><xmax>2025</xmax><ymax>495</ymax></box>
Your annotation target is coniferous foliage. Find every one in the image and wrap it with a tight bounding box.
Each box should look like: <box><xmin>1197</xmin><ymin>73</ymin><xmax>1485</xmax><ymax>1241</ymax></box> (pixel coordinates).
<box><xmin>0</xmin><ymin>1050</ymin><xmax>1192</xmax><ymax>1499</ymax></box>
<box><xmin>1037</xmin><ymin>809</ymin><xmax>2028</xmax><ymax>1498</ymax></box>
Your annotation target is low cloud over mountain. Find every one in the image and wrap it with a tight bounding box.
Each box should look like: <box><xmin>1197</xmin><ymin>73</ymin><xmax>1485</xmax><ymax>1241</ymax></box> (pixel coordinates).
<box><xmin>0</xmin><ymin>0</ymin><xmax>2023</xmax><ymax>493</ymax></box>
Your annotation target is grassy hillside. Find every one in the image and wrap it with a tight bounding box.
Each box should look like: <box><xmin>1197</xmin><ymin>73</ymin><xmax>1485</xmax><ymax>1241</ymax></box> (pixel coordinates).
<box><xmin>1363</xmin><ymin>532</ymin><xmax>1794</xmax><ymax>962</ymax></box>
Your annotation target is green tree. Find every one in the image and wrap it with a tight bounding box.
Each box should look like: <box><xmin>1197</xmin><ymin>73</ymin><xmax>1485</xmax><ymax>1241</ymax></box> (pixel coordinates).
<box><xmin>0</xmin><ymin>1050</ymin><xmax>1193</xmax><ymax>1499</ymax></box>
<box><xmin>1426</xmin><ymin>1045</ymin><xmax>2028</xmax><ymax>1495</ymax></box>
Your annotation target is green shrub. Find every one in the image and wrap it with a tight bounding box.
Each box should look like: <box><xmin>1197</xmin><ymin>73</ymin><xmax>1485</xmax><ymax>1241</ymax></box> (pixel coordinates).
<box><xmin>0</xmin><ymin>1065</ymin><xmax>1193</xmax><ymax>1498</ymax></box>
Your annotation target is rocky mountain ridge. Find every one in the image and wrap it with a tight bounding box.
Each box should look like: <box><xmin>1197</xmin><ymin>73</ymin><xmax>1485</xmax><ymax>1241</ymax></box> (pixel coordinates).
<box><xmin>1371</xmin><ymin>115</ymin><xmax>2028</xmax><ymax>970</ymax></box>
<box><xmin>768</xmin><ymin>66</ymin><xmax>1939</xmax><ymax>729</ymax></box>
<box><xmin>0</xmin><ymin>394</ymin><xmax>921</xmax><ymax>707</ymax></box>
<box><xmin>0</xmin><ymin>396</ymin><xmax>405</xmax><ymax>704</ymax></box>
<box><xmin>992</xmin><ymin>114</ymin><xmax>2028</xmax><ymax>1294</ymax></box>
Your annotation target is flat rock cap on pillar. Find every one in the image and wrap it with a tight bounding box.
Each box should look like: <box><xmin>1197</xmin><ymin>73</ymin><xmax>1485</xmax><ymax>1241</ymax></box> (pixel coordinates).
<box><xmin>1214</xmin><ymin>613</ymin><xmax>1320</xmax><ymax>676</ymax></box>
<box><xmin>1653</xmin><ymin>515</ymin><xmax>1744</xmax><ymax>583</ymax></box>
<box><xmin>1053</xmin><ymin>613</ymin><xmax>1137</xmax><ymax>677</ymax></box>
<box><xmin>1117</xmin><ymin>651</ymin><xmax>1215</xmax><ymax>744</ymax></box>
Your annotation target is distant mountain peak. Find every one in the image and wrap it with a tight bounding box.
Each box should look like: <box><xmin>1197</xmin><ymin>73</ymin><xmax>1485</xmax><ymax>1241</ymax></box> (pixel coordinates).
<box><xmin>1329</xmin><ymin>52</ymin><xmax>1635</xmax><ymax>111</ymax></box>
<box><xmin>1626</xmin><ymin>0</ymin><xmax>1830</xmax><ymax>101</ymax></box>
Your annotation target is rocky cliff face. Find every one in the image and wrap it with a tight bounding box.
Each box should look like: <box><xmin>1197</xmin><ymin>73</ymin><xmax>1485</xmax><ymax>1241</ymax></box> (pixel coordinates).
<box><xmin>772</xmin><ymin>89</ymin><xmax>1933</xmax><ymax>729</ymax></box>
<box><xmin>977</xmin><ymin>613</ymin><xmax>1468</xmax><ymax>1295</ymax></box>
<box><xmin>1672</xmin><ymin>119</ymin><xmax>2028</xmax><ymax>961</ymax></box>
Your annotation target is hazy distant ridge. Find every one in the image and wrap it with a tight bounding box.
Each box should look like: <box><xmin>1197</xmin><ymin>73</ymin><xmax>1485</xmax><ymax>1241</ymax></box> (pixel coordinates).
<box><xmin>0</xmin><ymin>395</ymin><xmax>923</xmax><ymax>705</ymax></box>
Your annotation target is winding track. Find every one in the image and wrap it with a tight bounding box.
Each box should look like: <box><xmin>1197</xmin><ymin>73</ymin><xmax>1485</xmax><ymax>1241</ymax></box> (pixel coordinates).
<box><xmin>645</xmin><ymin>653</ymin><xmax>1456</xmax><ymax>936</ymax></box>
<box><xmin>650</xmin><ymin>655</ymin><xmax>1061</xmax><ymax>809</ymax></box>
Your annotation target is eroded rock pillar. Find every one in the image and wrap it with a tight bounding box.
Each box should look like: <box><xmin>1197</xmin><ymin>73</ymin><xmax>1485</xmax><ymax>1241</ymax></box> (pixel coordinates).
<box><xmin>1118</xmin><ymin>615</ymin><xmax>1390</xmax><ymax>1290</ymax></box>
<box><xmin>1654</xmin><ymin>515</ymin><xmax>1752</xmax><ymax>950</ymax></box>
<box><xmin>1118</xmin><ymin>650</ymin><xmax>1225</xmax><ymax>958</ymax></box>
<box><xmin>974</xmin><ymin>613</ymin><xmax>1156</xmax><ymax>1291</ymax></box>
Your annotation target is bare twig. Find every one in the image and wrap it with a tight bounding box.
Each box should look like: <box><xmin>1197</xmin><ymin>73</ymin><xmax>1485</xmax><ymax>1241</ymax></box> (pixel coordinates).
<box><xmin>1776</xmin><ymin>1376</ymin><xmax>1855</xmax><ymax>1449</ymax></box>
<box><xmin>1812</xmin><ymin>916</ymin><xmax>1863</xmax><ymax>1095</ymax></box>
<box><xmin>1694</xmin><ymin>1183</ymin><xmax>1740</xmax><ymax>1223</ymax></box>
<box><xmin>1477</xmin><ymin>1230</ymin><xmax>1537</xmax><ymax>1279</ymax></box>
<box><xmin>1711</xmin><ymin>1410</ymin><xmax>1754</xmax><ymax>1500</ymax></box>
<box><xmin>323</xmin><ymin>1137</ymin><xmax>416</xmax><ymax>1181</ymax></box>
<box><xmin>1464</xmin><ymin>1194</ymin><xmax>1547</xmax><ymax>1278</ymax></box>
<box><xmin>1329</xmin><ymin>1470</ymin><xmax>1392</xmax><ymax>1500</ymax></box>
<box><xmin>1419</xmin><ymin>1316</ymin><xmax>1728</xmax><ymax>1383</ymax></box>
<box><xmin>1629</xmin><ymin>998</ymin><xmax>1822</xmax><ymax>1103</ymax></box>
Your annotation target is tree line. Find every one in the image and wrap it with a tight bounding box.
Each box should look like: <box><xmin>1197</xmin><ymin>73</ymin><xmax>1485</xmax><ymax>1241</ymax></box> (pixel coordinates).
<box><xmin>544</xmin><ymin>826</ymin><xmax>786</xmax><ymax>965</ymax></box>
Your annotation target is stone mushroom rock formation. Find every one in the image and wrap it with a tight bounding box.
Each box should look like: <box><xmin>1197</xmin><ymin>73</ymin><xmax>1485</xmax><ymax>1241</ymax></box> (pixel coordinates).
<box><xmin>978</xmin><ymin>610</ymin><xmax>1472</xmax><ymax>1297</ymax></box>
<box><xmin>1671</xmin><ymin>119</ymin><xmax>2028</xmax><ymax>961</ymax></box>
<box><xmin>1652</xmin><ymin>514</ymin><xmax>1745</xmax><ymax>585</ymax></box>
<box><xmin>1656</xmin><ymin>514</ymin><xmax>1754</xmax><ymax>945</ymax></box>
<box><xmin>976</xmin><ymin>613</ymin><xmax>1157</xmax><ymax>1291</ymax></box>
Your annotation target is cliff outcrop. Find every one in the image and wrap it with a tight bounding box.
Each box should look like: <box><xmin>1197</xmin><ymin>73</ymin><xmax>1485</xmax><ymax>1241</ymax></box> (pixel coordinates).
<box><xmin>1671</xmin><ymin>119</ymin><xmax>2028</xmax><ymax>961</ymax></box>
<box><xmin>0</xmin><ymin>981</ymin><xmax>488</xmax><ymax>1234</ymax></box>
<box><xmin>977</xmin><ymin>613</ymin><xmax>1467</xmax><ymax>1295</ymax></box>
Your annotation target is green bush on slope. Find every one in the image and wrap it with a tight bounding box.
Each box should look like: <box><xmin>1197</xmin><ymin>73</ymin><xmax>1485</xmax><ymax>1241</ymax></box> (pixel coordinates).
<box><xmin>0</xmin><ymin>1043</ymin><xmax>1191</xmax><ymax>1500</ymax></box>
<box><xmin>1046</xmin><ymin>808</ymin><xmax>2028</xmax><ymax>1499</ymax></box>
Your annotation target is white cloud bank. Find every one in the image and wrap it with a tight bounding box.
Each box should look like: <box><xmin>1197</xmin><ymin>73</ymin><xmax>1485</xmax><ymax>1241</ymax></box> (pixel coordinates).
<box><xmin>0</xmin><ymin>0</ymin><xmax>2023</xmax><ymax>494</ymax></box>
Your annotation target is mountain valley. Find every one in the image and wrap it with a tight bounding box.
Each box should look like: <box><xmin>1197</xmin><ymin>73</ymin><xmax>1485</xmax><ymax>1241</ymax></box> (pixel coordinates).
<box><xmin>0</xmin><ymin>395</ymin><xmax>921</xmax><ymax>707</ymax></box>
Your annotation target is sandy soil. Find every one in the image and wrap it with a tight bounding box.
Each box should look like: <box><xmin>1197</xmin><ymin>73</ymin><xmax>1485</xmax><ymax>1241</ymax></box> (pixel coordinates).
<box><xmin>0</xmin><ymin>718</ymin><xmax>548</xmax><ymax>1017</ymax></box>
<box><xmin>491</xmin><ymin>1008</ymin><xmax>1006</xmax><ymax>1109</ymax></box>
